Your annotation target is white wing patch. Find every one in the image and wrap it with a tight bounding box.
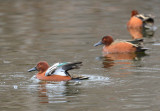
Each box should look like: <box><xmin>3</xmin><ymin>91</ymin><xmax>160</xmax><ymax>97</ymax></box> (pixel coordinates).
<box><xmin>53</xmin><ymin>67</ymin><xmax>67</xmax><ymax>76</ymax></box>
<box><xmin>45</xmin><ymin>62</ymin><xmax>69</xmax><ymax>76</ymax></box>
<box><xmin>136</xmin><ymin>14</ymin><xmax>154</xmax><ymax>21</ymax></box>
<box><xmin>45</xmin><ymin>62</ymin><xmax>60</xmax><ymax>76</ymax></box>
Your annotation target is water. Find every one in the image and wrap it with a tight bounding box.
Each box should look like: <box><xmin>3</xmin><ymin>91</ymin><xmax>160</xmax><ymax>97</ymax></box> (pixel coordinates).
<box><xmin>1</xmin><ymin>0</ymin><xmax>160</xmax><ymax>111</ymax></box>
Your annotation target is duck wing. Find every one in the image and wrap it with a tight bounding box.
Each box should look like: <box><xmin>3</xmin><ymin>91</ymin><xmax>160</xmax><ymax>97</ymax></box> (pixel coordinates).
<box><xmin>127</xmin><ymin>39</ymin><xmax>149</xmax><ymax>52</ymax></box>
<box><xmin>136</xmin><ymin>14</ymin><xmax>154</xmax><ymax>29</ymax></box>
<box><xmin>44</xmin><ymin>62</ymin><xmax>61</xmax><ymax>76</ymax></box>
<box><xmin>136</xmin><ymin>14</ymin><xmax>154</xmax><ymax>22</ymax></box>
<box><xmin>114</xmin><ymin>39</ymin><xmax>143</xmax><ymax>47</ymax></box>
<box><xmin>45</xmin><ymin>62</ymin><xmax>82</xmax><ymax>76</ymax></box>
<box><xmin>127</xmin><ymin>39</ymin><xmax>144</xmax><ymax>46</ymax></box>
<box><xmin>62</xmin><ymin>62</ymin><xmax>82</xmax><ymax>71</ymax></box>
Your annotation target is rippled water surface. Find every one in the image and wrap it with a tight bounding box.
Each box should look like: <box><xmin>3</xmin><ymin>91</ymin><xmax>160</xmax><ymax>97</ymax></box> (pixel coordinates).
<box><xmin>1</xmin><ymin>0</ymin><xmax>160</xmax><ymax>111</ymax></box>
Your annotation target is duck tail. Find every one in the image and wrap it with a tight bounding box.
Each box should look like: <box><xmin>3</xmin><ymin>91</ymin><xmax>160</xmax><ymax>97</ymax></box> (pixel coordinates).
<box><xmin>127</xmin><ymin>38</ymin><xmax>144</xmax><ymax>45</ymax></box>
<box><xmin>136</xmin><ymin>47</ymin><xmax>149</xmax><ymax>52</ymax></box>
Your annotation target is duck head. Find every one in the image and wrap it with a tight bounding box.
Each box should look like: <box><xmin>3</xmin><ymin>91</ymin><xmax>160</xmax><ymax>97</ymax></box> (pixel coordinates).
<box><xmin>28</xmin><ymin>61</ymin><xmax>49</xmax><ymax>73</ymax></box>
<box><xmin>94</xmin><ymin>36</ymin><xmax>114</xmax><ymax>47</ymax></box>
<box><xmin>131</xmin><ymin>10</ymin><xmax>139</xmax><ymax>17</ymax></box>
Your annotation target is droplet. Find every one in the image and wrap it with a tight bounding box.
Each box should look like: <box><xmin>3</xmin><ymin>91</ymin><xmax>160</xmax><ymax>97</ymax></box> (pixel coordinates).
<box><xmin>13</xmin><ymin>85</ymin><xmax>18</xmax><ymax>89</ymax></box>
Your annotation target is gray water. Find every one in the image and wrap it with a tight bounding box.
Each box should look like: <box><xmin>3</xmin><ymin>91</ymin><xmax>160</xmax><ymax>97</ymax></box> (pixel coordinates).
<box><xmin>1</xmin><ymin>0</ymin><xmax>160</xmax><ymax>111</ymax></box>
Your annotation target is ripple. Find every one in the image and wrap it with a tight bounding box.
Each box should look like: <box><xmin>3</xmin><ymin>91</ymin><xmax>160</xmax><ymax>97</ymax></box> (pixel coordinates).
<box><xmin>123</xmin><ymin>104</ymin><xmax>150</xmax><ymax>109</ymax></box>
<box><xmin>152</xmin><ymin>43</ymin><xmax>160</xmax><ymax>45</ymax></box>
<box><xmin>29</xmin><ymin>74</ymin><xmax>110</xmax><ymax>86</ymax></box>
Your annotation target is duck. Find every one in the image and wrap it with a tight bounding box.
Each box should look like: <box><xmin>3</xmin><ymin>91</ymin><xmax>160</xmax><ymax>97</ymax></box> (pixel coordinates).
<box><xmin>127</xmin><ymin>10</ymin><xmax>154</xmax><ymax>29</ymax></box>
<box><xmin>28</xmin><ymin>61</ymin><xmax>89</xmax><ymax>81</ymax></box>
<box><xmin>94</xmin><ymin>36</ymin><xmax>148</xmax><ymax>54</ymax></box>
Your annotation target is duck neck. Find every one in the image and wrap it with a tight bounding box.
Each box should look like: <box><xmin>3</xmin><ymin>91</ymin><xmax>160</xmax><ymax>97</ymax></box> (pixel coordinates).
<box><xmin>103</xmin><ymin>46</ymin><xmax>109</xmax><ymax>54</ymax></box>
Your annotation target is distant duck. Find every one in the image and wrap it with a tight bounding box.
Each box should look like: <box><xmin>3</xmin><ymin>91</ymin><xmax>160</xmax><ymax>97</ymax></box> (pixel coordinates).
<box><xmin>28</xmin><ymin>61</ymin><xmax>89</xmax><ymax>81</ymax></box>
<box><xmin>94</xmin><ymin>36</ymin><xmax>148</xmax><ymax>54</ymax></box>
<box><xmin>127</xmin><ymin>10</ymin><xmax>154</xmax><ymax>29</ymax></box>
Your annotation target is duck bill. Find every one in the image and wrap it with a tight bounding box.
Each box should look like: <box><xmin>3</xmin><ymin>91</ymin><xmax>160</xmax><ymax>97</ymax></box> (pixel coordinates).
<box><xmin>94</xmin><ymin>41</ymin><xmax>103</xmax><ymax>47</ymax></box>
<box><xmin>28</xmin><ymin>67</ymin><xmax>37</xmax><ymax>72</ymax></box>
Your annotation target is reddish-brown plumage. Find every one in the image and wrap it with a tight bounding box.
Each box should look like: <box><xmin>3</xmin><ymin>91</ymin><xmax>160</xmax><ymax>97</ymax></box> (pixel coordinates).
<box><xmin>36</xmin><ymin>73</ymin><xmax>71</xmax><ymax>81</ymax></box>
<box><xmin>127</xmin><ymin>16</ymin><xmax>143</xmax><ymax>28</ymax></box>
<box><xmin>127</xmin><ymin>10</ymin><xmax>155</xmax><ymax>38</ymax></box>
<box><xmin>103</xmin><ymin>41</ymin><xmax>137</xmax><ymax>53</ymax></box>
<box><xmin>127</xmin><ymin>28</ymin><xmax>143</xmax><ymax>39</ymax></box>
<box><xmin>94</xmin><ymin>36</ymin><xmax>145</xmax><ymax>54</ymax></box>
<box><xmin>127</xmin><ymin>10</ymin><xmax>143</xmax><ymax>28</ymax></box>
<box><xmin>131</xmin><ymin>10</ymin><xmax>139</xmax><ymax>17</ymax></box>
<box><xmin>30</xmin><ymin>61</ymin><xmax>71</xmax><ymax>81</ymax></box>
<box><xmin>36</xmin><ymin>61</ymin><xmax>49</xmax><ymax>74</ymax></box>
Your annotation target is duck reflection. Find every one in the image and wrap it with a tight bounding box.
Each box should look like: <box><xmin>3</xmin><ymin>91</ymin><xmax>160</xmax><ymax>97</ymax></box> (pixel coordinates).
<box><xmin>127</xmin><ymin>27</ymin><xmax>143</xmax><ymax>39</ymax></box>
<box><xmin>32</xmin><ymin>81</ymin><xmax>82</xmax><ymax>103</ymax></box>
<box><xmin>101</xmin><ymin>53</ymin><xmax>147</xmax><ymax>69</ymax></box>
<box><xmin>142</xmin><ymin>27</ymin><xmax>156</xmax><ymax>37</ymax></box>
<box><xmin>127</xmin><ymin>27</ymin><xmax>155</xmax><ymax>39</ymax></box>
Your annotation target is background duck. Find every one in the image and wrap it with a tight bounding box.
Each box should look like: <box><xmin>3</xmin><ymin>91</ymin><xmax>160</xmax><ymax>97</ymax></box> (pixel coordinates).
<box><xmin>94</xmin><ymin>36</ymin><xmax>148</xmax><ymax>54</ymax></box>
<box><xmin>127</xmin><ymin>10</ymin><xmax>154</xmax><ymax>29</ymax></box>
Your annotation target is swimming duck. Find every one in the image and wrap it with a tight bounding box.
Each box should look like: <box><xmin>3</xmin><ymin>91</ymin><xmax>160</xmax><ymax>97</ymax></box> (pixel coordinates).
<box><xmin>94</xmin><ymin>36</ymin><xmax>148</xmax><ymax>54</ymax></box>
<box><xmin>127</xmin><ymin>10</ymin><xmax>154</xmax><ymax>29</ymax></box>
<box><xmin>28</xmin><ymin>61</ymin><xmax>89</xmax><ymax>81</ymax></box>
